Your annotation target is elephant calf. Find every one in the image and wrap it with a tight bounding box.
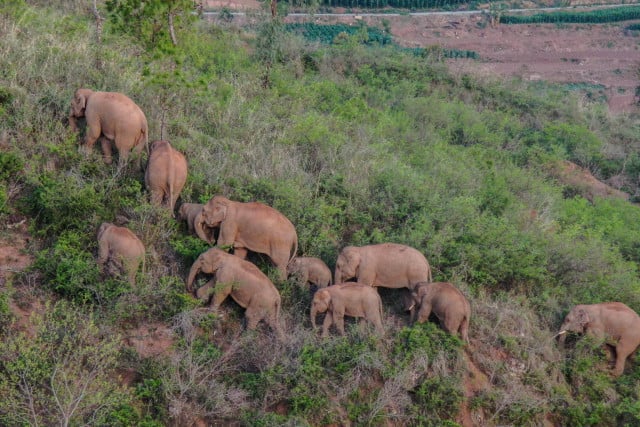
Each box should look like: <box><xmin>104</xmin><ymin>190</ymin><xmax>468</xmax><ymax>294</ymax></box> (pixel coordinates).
<box><xmin>410</xmin><ymin>282</ymin><xmax>470</xmax><ymax>343</ymax></box>
<box><xmin>177</xmin><ymin>203</ymin><xmax>203</xmax><ymax>234</ymax></box>
<box><xmin>186</xmin><ymin>248</ymin><xmax>282</xmax><ymax>337</ymax></box>
<box><xmin>287</xmin><ymin>256</ymin><xmax>332</xmax><ymax>290</ymax></box>
<box><xmin>558</xmin><ymin>302</ymin><xmax>640</xmax><ymax>377</ymax></box>
<box><xmin>145</xmin><ymin>140</ymin><xmax>188</xmax><ymax>213</ymax></box>
<box><xmin>310</xmin><ymin>282</ymin><xmax>384</xmax><ymax>337</ymax></box>
<box><xmin>97</xmin><ymin>222</ymin><xmax>145</xmax><ymax>285</ymax></box>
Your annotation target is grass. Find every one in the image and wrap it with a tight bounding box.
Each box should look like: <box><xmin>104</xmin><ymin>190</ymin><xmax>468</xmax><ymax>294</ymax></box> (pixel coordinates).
<box><xmin>1</xmin><ymin>1</ymin><xmax>640</xmax><ymax>425</ymax></box>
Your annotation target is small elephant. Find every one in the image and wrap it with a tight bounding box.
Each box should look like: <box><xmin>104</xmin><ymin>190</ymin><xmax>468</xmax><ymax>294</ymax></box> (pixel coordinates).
<box><xmin>287</xmin><ymin>256</ymin><xmax>333</xmax><ymax>290</ymax></box>
<box><xmin>558</xmin><ymin>302</ymin><xmax>640</xmax><ymax>377</ymax></box>
<box><xmin>177</xmin><ymin>203</ymin><xmax>204</xmax><ymax>234</ymax></box>
<box><xmin>196</xmin><ymin>195</ymin><xmax>298</xmax><ymax>280</ymax></box>
<box><xmin>145</xmin><ymin>140</ymin><xmax>188</xmax><ymax>213</ymax></box>
<box><xmin>334</xmin><ymin>243</ymin><xmax>432</xmax><ymax>291</ymax></box>
<box><xmin>97</xmin><ymin>222</ymin><xmax>145</xmax><ymax>285</ymax></box>
<box><xmin>186</xmin><ymin>248</ymin><xmax>282</xmax><ymax>337</ymax></box>
<box><xmin>409</xmin><ymin>282</ymin><xmax>470</xmax><ymax>343</ymax></box>
<box><xmin>69</xmin><ymin>88</ymin><xmax>148</xmax><ymax>169</ymax></box>
<box><xmin>310</xmin><ymin>282</ymin><xmax>384</xmax><ymax>337</ymax></box>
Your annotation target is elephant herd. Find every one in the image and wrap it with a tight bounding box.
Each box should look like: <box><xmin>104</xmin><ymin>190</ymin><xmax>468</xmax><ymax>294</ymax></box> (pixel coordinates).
<box><xmin>78</xmin><ymin>89</ymin><xmax>640</xmax><ymax>377</ymax></box>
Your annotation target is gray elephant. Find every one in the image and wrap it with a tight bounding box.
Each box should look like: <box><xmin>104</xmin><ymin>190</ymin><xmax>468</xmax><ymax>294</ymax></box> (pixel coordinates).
<box><xmin>558</xmin><ymin>302</ymin><xmax>640</xmax><ymax>377</ymax></box>
<box><xmin>145</xmin><ymin>140</ymin><xmax>188</xmax><ymax>213</ymax></box>
<box><xmin>196</xmin><ymin>195</ymin><xmax>298</xmax><ymax>280</ymax></box>
<box><xmin>97</xmin><ymin>222</ymin><xmax>145</xmax><ymax>285</ymax></box>
<box><xmin>186</xmin><ymin>248</ymin><xmax>282</xmax><ymax>336</ymax></box>
<box><xmin>334</xmin><ymin>243</ymin><xmax>432</xmax><ymax>291</ymax></box>
<box><xmin>409</xmin><ymin>282</ymin><xmax>470</xmax><ymax>343</ymax></box>
<box><xmin>310</xmin><ymin>282</ymin><xmax>384</xmax><ymax>337</ymax></box>
<box><xmin>287</xmin><ymin>256</ymin><xmax>333</xmax><ymax>290</ymax></box>
<box><xmin>69</xmin><ymin>88</ymin><xmax>148</xmax><ymax>169</ymax></box>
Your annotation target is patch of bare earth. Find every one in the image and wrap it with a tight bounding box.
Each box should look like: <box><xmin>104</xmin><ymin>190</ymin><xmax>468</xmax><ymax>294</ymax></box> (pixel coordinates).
<box><xmin>388</xmin><ymin>14</ymin><xmax>639</xmax><ymax>113</ymax></box>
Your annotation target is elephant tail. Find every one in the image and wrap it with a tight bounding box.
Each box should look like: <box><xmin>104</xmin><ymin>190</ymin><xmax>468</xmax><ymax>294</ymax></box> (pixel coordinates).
<box><xmin>287</xmin><ymin>234</ymin><xmax>299</xmax><ymax>269</ymax></box>
<box><xmin>137</xmin><ymin>120</ymin><xmax>149</xmax><ymax>158</ymax></box>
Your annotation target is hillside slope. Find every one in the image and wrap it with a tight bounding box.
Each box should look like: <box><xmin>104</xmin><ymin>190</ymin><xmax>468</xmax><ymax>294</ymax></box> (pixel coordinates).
<box><xmin>1</xmin><ymin>1</ymin><xmax>640</xmax><ymax>425</ymax></box>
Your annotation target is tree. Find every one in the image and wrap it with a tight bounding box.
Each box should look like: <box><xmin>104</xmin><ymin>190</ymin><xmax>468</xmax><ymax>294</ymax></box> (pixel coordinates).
<box><xmin>106</xmin><ymin>0</ymin><xmax>198</xmax><ymax>48</ymax></box>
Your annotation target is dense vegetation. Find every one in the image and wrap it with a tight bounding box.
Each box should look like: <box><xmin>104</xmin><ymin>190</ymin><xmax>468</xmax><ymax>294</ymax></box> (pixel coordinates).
<box><xmin>500</xmin><ymin>5</ymin><xmax>640</xmax><ymax>24</ymax></box>
<box><xmin>285</xmin><ymin>23</ymin><xmax>479</xmax><ymax>59</ymax></box>
<box><xmin>1</xmin><ymin>0</ymin><xmax>640</xmax><ymax>425</ymax></box>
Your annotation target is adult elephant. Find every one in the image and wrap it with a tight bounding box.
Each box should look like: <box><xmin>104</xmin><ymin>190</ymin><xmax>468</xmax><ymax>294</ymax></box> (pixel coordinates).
<box><xmin>186</xmin><ymin>248</ymin><xmax>282</xmax><ymax>337</ymax></box>
<box><xmin>69</xmin><ymin>88</ymin><xmax>148</xmax><ymax>169</ymax></box>
<box><xmin>558</xmin><ymin>302</ymin><xmax>640</xmax><ymax>377</ymax></box>
<box><xmin>310</xmin><ymin>282</ymin><xmax>384</xmax><ymax>337</ymax></box>
<box><xmin>408</xmin><ymin>282</ymin><xmax>470</xmax><ymax>343</ymax></box>
<box><xmin>196</xmin><ymin>195</ymin><xmax>298</xmax><ymax>280</ymax></box>
<box><xmin>97</xmin><ymin>222</ymin><xmax>145</xmax><ymax>285</ymax></box>
<box><xmin>145</xmin><ymin>140</ymin><xmax>188</xmax><ymax>213</ymax></box>
<box><xmin>334</xmin><ymin>243</ymin><xmax>432</xmax><ymax>291</ymax></box>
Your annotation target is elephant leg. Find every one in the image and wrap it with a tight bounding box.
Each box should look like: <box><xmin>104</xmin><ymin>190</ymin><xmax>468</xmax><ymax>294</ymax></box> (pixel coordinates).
<box><xmin>116</xmin><ymin>146</ymin><xmax>130</xmax><ymax>170</ymax></box>
<box><xmin>417</xmin><ymin>303</ymin><xmax>432</xmax><ymax>324</ymax></box>
<box><xmin>125</xmin><ymin>260</ymin><xmax>139</xmax><ymax>286</ymax></box>
<box><xmin>333</xmin><ymin>309</ymin><xmax>346</xmax><ymax>335</ymax></box>
<box><xmin>196</xmin><ymin>280</ymin><xmax>215</xmax><ymax>303</ymax></box>
<box><xmin>100</xmin><ymin>137</ymin><xmax>114</xmax><ymax>164</ymax></box>
<box><xmin>83</xmin><ymin>125</ymin><xmax>101</xmax><ymax>152</ymax></box>
<box><xmin>322</xmin><ymin>312</ymin><xmax>334</xmax><ymax>337</ymax></box>
<box><xmin>459</xmin><ymin>316</ymin><xmax>470</xmax><ymax>343</ymax></box>
<box><xmin>131</xmin><ymin>138</ymin><xmax>144</xmax><ymax>171</ymax></box>
<box><xmin>233</xmin><ymin>247</ymin><xmax>248</xmax><ymax>259</ymax></box>
<box><xmin>150</xmin><ymin>189</ymin><xmax>164</xmax><ymax>207</ymax></box>
<box><xmin>613</xmin><ymin>342</ymin><xmax>634</xmax><ymax>377</ymax></box>
<box><xmin>244</xmin><ymin>309</ymin><xmax>260</xmax><ymax>331</ymax></box>
<box><xmin>442</xmin><ymin>316</ymin><xmax>461</xmax><ymax>336</ymax></box>
<box><xmin>211</xmin><ymin>285</ymin><xmax>232</xmax><ymax>309</ymax></box>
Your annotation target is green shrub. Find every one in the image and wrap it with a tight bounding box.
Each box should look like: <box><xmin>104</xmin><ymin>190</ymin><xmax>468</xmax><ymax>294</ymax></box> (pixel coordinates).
<box><xmin>33</xmin><ymin>231</ymin><xmax>105</xmax><ymax>304</ymax></box>
<box><xmin>0</xmin><ymin>301</ymin><xmax>133</xmax><ymax>426</ymax></box>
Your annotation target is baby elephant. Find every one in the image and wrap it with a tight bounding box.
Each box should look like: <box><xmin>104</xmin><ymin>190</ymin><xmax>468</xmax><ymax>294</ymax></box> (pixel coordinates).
<box><xmin>145</xmin><ymin>140</ymin><xmax>188</xmax><ymax>213</ymax></box>
<box><xmin>97</xmin><ymin>222</ymin><xmax>145</xmax><ymax>285</ymax></box>
<box><xmin>177</xmin><ymin>202</ymin><xmax>203</xmax><ymax>234</ymax></box>
<box><xmin>287</xmin><ymin>256</ymin><xmax>333</xmax><ymax>290</ymax></box>
<box><xmin>410</xmin><ymin>282</ymin><xmax>470</xmax><ymax>343</ymax></box>
<box><xmin>310</xmin><ymin>283</ymin><xmax>384</xmax><ymax>337</ymax></box>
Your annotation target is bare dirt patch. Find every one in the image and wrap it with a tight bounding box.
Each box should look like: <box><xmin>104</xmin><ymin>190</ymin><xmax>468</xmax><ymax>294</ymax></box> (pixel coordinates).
<box><xmin>386</xmin><ymin>14</ymin><xmax>639</xmax><ymax>113</ymax></box>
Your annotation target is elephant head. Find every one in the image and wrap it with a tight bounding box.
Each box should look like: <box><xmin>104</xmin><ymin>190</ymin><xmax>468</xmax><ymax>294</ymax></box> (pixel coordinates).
<box><xmin>186</xmin><ymin>249</ymin><xmax>224</xmax><ymax>294</ymax></box>
<box><xmin>558</xmin><ymin>306</ymin><xmax>590</xmax><ymax>345</ymax></box>
<box><xmin>334</xmin><ymin>246</ymin><xmax>360</xmax><ymax>283</ymax></box>
<box><xmin>69</xmin><ymin>88</ymin><xmax>93</xmax><ymax>132</ymax></box>
<box><xmin>310</xmin><ymin>288</ymin><xmax>331</xmax><ymax>329</ymax></box>
<box><xmin>194</xmin><ymin>211</ymin><xmax>215</xmax><ymax>244</ymax></box>
<box><xmin>201</xmin><ymin>196</ymin><xmax>229</xmax><ymax>226</ymax></box>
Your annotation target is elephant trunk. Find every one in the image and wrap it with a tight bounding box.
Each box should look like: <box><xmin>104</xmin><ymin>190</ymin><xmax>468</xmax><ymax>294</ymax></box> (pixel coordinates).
<box><xmin>194</xmin><ymin>213</ymin><xmax>213</xmax><ymax>244</ymax></box>
<box><xmin>334</xmin><ymin>267</ymin><xmax>342</xmax><ymax>284</ymax></box>
<box><xmin>310</xmin><ymin>306</ymin><xmax>318</xmax><ymax>329</ymax></box>
<box><xmin>557</xmin><ymin>330</ymin><xmax>567</xmax><ymax>346</ymax></box>
<box><xmin>69</xmin><ymin>111</ymin><xmax>78</xmax><ymax>132</ymax></box>
<box><xmin>186</xmin><ymin>262</ymin><xmax>201</xmax><ymax>294</ymax></box>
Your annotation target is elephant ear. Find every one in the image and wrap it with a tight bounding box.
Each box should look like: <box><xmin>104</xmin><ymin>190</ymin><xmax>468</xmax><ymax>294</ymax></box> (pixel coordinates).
<box><xmin>75</xmin><ymin>89</ymin><xmax>89</xmax><ymax>111</ymax></box>
<box><xmin>576</xmin><ymin>308</ymin><xmax>591</xmax><ymax>328</ymax></box>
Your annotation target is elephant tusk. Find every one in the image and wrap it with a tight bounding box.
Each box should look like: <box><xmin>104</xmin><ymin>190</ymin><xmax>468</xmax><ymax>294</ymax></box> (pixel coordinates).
<box><xmin>552</xmin><ymin>330</ymin><xmax>567</xmax><ymax>339</ymax></box>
